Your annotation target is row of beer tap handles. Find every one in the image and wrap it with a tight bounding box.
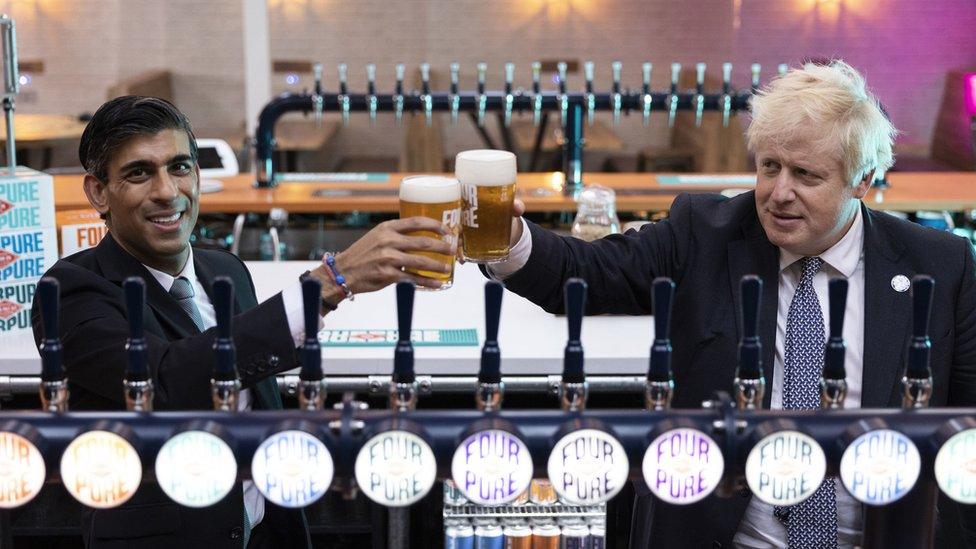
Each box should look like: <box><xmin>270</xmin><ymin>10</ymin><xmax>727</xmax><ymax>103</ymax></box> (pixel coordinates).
<box><xmin>303</xmin><ymin>61</ymin><xmax>790</xmax><ymax>130</ymax></box>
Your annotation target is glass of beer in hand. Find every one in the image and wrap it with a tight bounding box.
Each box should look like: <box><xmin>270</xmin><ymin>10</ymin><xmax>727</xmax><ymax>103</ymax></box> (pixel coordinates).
<box><xmin>456</xmin><ymin>149</ymin><xmax>517</xmax><ymax>263</ymax></box>
<box><xmin>399</xmin><ymin>175</ymin><xmax>462</xmax><ymax>290</ymax></box>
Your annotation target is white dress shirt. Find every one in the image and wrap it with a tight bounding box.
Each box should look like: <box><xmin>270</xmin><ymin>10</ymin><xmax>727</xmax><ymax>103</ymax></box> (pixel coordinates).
<box><xmin>491</xmin><ymin>210</ymin><xmax>867</xmax><ymax>548</ymax></box>
<box><xmin>143</xmin><ymin>249</ymin><xmax>315</xmax><ymax>530</ymax></box>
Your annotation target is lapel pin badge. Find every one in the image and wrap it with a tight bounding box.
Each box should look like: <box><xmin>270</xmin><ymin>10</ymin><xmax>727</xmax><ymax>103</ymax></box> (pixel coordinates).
<box><xmin>891</xmin><ymin>275</ymin><xmax>910</xmax><ymax>293</ymax></box>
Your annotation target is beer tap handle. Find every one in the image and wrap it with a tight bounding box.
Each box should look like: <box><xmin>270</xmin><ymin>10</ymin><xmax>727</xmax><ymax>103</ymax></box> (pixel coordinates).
<box><xmin>694</xmin><ymin>62</ymin><xmax>706</xmax><ymax>127</ymax></box>
<box><xmin>584</xmin><ymin>61</ymin><xmax>595</xmax><ymax>125</ymax></box>
<box><xmin>299</xmin><ymin>277</ymin><xmax>325</xmax><ymax>410</ymax></box>
<box><xmin>477</xmin><ymin>281</ymin><xmax>505</xmax><ymax>411</ymax></box>
<box><xmin>338</xmin><ymin>63</ymin><xmax>350</xmax><ymax>126</ymax></box>
<box><xmin>820</xmin><ymin>278</ymin><xmax>849</xmax><ymax>409</ymax></box>
<box><xmin>558</xmin><ymin>61</ymin><xmax>568</xmax><ymax>127</ymax></box>
<box><xmin>646</xmin><ymin>278</ymin><xmax>675</xmax><ymax>411</ymax></box>
<box><xmin>394</xmin><ymin>63</ymin><xmax>405</xmax><ymax>127</ymax></box>
<box><xmin>611</xmin><ymin>61</ymin><xmax>622</xmax><ymax>125</ymax></box>
<box><xmin>476</xmin><ymin>62</ymin><xmax>487</xmax><ymax>127</ymax></box>
<box><xmin>903</xmin><ymin>275</ymin><xmax>935</xmax><ymax>408</ymax></box>
<box><xmin>642</xmin><ymin>62</ymin><xmax>653</xmax><ymax>127</ymax></box>
<box><xmin>391</xmin><ymin>282</ymin><xmax>417</xmax><ymax>411</ymax></box>
<box><xmin>312</xmin><ymin>62</ymin><xmax>324</xmax><ymax>128</ymax></box>
<box><xmin>532</xmin><ymin>61</ymin><xmax>543</xmax><ymax>126</ymax></box>
<box><xmin>561</xmin><ymin>278</ymin><xmax>588</xmax><ymax>410</ymax></box>
<box><xmin>750</xmin><ymin>63</ymin><xmax>761</xmax><ymax>91</ymax></box>
<box><xmin>721</xmin><ymin>62</ymin><xmax>733</xmax><ymax>128</ymax></box>
<box><xmin>450</xmin><ymin>62</ymin><xmax>460</xmax><ymax>125</ymax></box>
<box><xmin>211</xmin><ymin>276</ymin><xmax>240</xmax><ymax>411</ymax></box>
<box><xmin>366</xmin><ymin>63</ymin><xmax>377</xmax><ymax>125</ymax></box>
<box><xmin>123</xmin><ymin>277</ymin><xmax>153</xmax><ymax>411</ymax></box>
<box><xmin>420</xmin><ymin>62</ymin><xmax>432</xmax><ymax>127</ymax></box>
<box><xmin>668</xmin><ymin>62</ymin><xmax>681</xmax><ymax>129</ymax></box>
<box><xmin>37</xmin><ymin>277</ymin><xmax>68</xmax><ymax>412</ymax></box>
<box><xmin>734</xmin><ymin>275</ymin><xmax>765</xmax><ymax>409</ymax></box>
<box><xmin>778</xmin><ymin>63</ymin><xmax>788</xmax><ymax>76</ymax></box>
<box><xmin>503</xmin><ymin>62</ymin><xmax>514</xmax><ymax>128</ymax></box>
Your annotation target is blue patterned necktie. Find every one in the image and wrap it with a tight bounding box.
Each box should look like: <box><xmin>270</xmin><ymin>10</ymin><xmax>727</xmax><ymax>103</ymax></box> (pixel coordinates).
<box><xmin>168</xmin><ymin>276</ymin><xmax>206</xmax><ymax>332</ymax></box>
<box><xmin>776</xmin><ymin>256</ymin><xmax>838</xmax><ymax>548</ymax></box>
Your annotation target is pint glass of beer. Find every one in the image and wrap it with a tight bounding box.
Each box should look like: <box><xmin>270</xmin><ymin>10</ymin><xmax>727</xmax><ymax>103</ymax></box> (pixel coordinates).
<box><xmin>399</xmin><ymin>176</ymin><xmax>461</xmax><ymax>290</ymax></box>
<box><xmin>456</xmin><ymin>150</ymin><xmax>517</xmax><ymax>263</ymax></box>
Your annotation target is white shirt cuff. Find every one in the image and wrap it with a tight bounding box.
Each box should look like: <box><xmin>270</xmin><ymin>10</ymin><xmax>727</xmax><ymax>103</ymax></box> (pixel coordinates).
<box><xmin>486</xmin><ymin>217</ymin><xmax>533</xmax><ymax>280</ymax></box>
<box><xmin>281</xmin><ymin>282</ymin><xmax>324</xmax><ymax>347</ymax></box>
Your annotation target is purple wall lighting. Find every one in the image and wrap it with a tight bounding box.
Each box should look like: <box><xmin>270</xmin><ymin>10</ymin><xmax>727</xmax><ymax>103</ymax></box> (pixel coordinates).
<box><xmin>964</xmin><ymin>73</ymin><xmax>976</xmax><ymax>116</ymax></box>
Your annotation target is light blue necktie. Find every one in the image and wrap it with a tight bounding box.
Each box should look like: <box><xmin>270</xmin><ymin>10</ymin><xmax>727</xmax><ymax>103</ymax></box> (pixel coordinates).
<box><xmin>776</xmin><ymin>257</ymin><xmax>838</xmax><ymax>549</ymax></box>
<box><xmin>168</xmin><ymin>276</ymin><xmax>205</xmax><ymax>332</ymax></box>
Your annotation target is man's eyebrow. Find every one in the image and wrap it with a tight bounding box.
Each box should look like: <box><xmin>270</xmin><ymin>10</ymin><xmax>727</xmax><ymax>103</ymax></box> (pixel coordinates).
<box><xmin>117</xmin><ymin>159</ymin><xmax>155</xmax><ymax>173</ymax></box>
<box><xmin>167</xmin><ymin>154</ymin><xmax>194</xmax><ymax>165</ymax></box>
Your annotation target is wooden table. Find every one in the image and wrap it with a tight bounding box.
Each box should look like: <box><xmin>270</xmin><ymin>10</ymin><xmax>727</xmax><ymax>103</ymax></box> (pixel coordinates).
<box><xmin>52</xmin><ymin>171</ymin><xmax>976</xmax><ymax>214</ymax></box>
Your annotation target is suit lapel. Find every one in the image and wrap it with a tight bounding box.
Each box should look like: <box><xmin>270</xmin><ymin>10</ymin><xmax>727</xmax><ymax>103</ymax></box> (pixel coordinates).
<box><xmin>94</xmin><ymin>236</ymin><xmax>200</xmax><ymax>338</ymax></box>
<box><xmin>861</xmin><ymin>205</ymin><xmax>912</xmax><ymax>408</ymax></box>
<box><xmin>728</xmin><ymin>211</ymin><xmax>780</xmax><ymax>408</ymax></box>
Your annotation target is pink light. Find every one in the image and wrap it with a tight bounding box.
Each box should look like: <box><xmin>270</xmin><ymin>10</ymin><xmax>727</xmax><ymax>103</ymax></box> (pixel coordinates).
<box><xmin>965</xmin><ymin>73</ymin><xmax>976</xmax><ymax>116</ymax></box>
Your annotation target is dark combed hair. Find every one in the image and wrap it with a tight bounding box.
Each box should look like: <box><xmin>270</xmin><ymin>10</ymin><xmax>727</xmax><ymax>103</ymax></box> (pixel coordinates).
<box><xmin>78</xmin><ymin>95</ymin><xmax>199</xmax><ymax>182</ymax></box>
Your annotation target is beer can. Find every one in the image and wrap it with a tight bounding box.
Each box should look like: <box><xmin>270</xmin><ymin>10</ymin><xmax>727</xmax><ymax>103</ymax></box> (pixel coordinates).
<box><xmin>529</xmin><ymin>479</ymin><xmax>557</xmax><ymax>505</ymax></box>
<box><xmin>513</xmin><ymin>487</ymin><xmax>530</xmax><ymax>505</ymax></box>
<box><xmin>587</xmin><ymin>517</ymin><xmax>606</xmax><ymax>549</ymax></box>
<box><xmin>558</xmin><ymin>521</ymin><xmax>589</xmax><ymax>549</ymax></box>
<box><xmin>503</xmin><ymin>519</ymin><xmax>532</xmax><ymax>549</ymax></box>
<box><xmin>446</xmin><ymin>519</ymin><xmax>475</xmax><ymax>549</ymax></box>
<box><xmin>444</xmin><ymin>479</ymin><xmax>468</xmax><ymax>506</ymax></box>
<box><xmin>531</xmin><ymin>520</ymin><xmax>560</xmax><ymax>549</ymax></box>
<box><xmin>474</xmin><ymin>520</ymin><xmax>504</xmax><ymax>549</ymax></box>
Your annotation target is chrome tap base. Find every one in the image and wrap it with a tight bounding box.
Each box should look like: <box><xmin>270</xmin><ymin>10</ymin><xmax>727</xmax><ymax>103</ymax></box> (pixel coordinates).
<box><xmin>734</xmin><ymin>377</ymin><xmax>765</xmax><ymax>410</ymax></box>
<box><xmin>40</xmin><ymin>379</ymin><xmax>68</xmax><ymax>413</ymax></box>
<box><xmin>902</xmin><ymin>375</ymin><xmax>933</xmax><ymax>409</ymax></box>
<box><xmin>211</xmin><ymin>379</ymin><xmax>241</xmax><ymax>412</ymax></box>
<box><xmin>475</xmin><ymin>382</ymin><xmax>504</xmax><ymax>412</ymax></box>
<box><xmin>298</xmin><ymin>378</ymin><xmax>327</xmax><ymax>411</ymax></box>
<box><xmin>390</xmin><ymin>381</ymin><xmax>419</xmax><ymax>412</ymax></box>
<box><xmin>819</xmin><ymin>377</ymin><xmax>848</xmax><ymax>410</ymax></box>
<box><xmin>644</xmin><ymin>380</ymin><xmax>674</xmax><ymax>411</ymax></box>
<box><xmin>123</xmin><ymin>379</ymin><xmax>154</xmax><ymax>412</ymax></box>
<box><xmin>559</xmin><ymin>381</ymin><xmax>589</xmax><ymax>412</ymax></box>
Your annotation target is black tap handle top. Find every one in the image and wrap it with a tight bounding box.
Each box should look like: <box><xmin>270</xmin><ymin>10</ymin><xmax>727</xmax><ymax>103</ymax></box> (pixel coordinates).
<box><xmin>37</xmin><ymin>277</ymin><xmax>63</xmax><ymax>382</ymax></box>
<box><xmin>300</xmin><ymin>277</ymin><xmax>323</xmax><ymax>381</ymax></box>
<box><xmin>737</xmin><ymin>275</ymin><xmax>763</xmax><ymax>379</ymax></box>
<box><xmin>480</xmin><ymin>281</ymin><xmax>504</xmax><ymax>384</ymax></box>
<box><xmin>213</xmin><ymin>276</ymin><xmax>234</xmax><ymax>340</ymax></box>
<box><xmin>648</xmin><ymin>277</ymin><xmax>675</xmax><ymax>382</ymax></box>
<box><xmin>823</xmin><ymin>277</ymin><xmax>848</xmax><ymax>380</ymax></box>
<box><xmin>907</xmin><ymin>275</ymin><xmax>935</xmax><ymax>379</ymax></box>
<box><xmin>123</xmin><ymin>277</ymin><xmax>148</xmax><ymax>380</ymax></box>
<box><xmin>393</xmin><ymin>282</ymin><xmax>415</xmax><ymax>383</ymax></box>
<box><xmin>563</xmin><ymin>278</ymin><xmax>587</xmax><ymax>383</ymax></box>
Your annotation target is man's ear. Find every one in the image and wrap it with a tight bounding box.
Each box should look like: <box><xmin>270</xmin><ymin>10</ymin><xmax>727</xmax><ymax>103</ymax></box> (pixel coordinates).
<box><xmin>83</xmin><ymin>174</ymin><xmax>111</xmax><ymax>218</ymax></box>
<box><xmin>852</xmin><ymin>169</ymin><xmax>876</xmax><ymax>200</ymax></box>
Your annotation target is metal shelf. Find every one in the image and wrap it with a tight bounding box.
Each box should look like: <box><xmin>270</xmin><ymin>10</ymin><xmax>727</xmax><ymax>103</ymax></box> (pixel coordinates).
<box><xmin>443</xmin><ymin>503</ymin><xmax>605</xmax><ymax>519</ymax></box>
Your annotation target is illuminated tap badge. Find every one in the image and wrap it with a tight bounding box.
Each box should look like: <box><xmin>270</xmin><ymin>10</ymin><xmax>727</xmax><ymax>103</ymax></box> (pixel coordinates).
<box><xmin>840</xmin><ymin>429</ymin><xmax>920</xmax><ymax>505</ymax></box>
<box><xmin>547</xmin><ymin>429</ymin><xmax>628</xmax><ymax>505</ymax></box>
<box><xmin>642</xmin><ymin>428</ymin><xmax>724</xmax><ymax>505</ymax></box>
<box><xmin>0</xmin><ymin>432</ymin><xmax>45</xmax><ymax>508</ymax></box>
<box><xmin>451</xmin><ymin>429</ymin><xmax>533</xmax><ymax>505</ymax></box>
<box><xmin>935</xmin><ymin>429</ymin><xmax>976</xmax><ymax>504</ymax></box>
<box><xmin>745</xmin><ymin>430</ymin><xmax>826</xmax><ymax>506</ymax></box>
<box><xmin>354</xmin><ymin>430</ymin><xmax>437</xmax><ymax>507</ymax></box>
<box><xmin>251</xmin><ymin>430</ymin><xmax>333</xmax><ymax>508</ymax></box>
<box><xmin>60</xmin><ymin>431</ymin><xmax>142</xmax><ymax>509</ymax></box>
<box><xmin>155</xmin><ymin>431</ymin><xmax>237</xmax><ymax>508</ymax></box>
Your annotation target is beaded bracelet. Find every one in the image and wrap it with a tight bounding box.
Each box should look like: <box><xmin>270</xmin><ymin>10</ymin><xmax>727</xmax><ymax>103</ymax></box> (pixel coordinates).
<box><xmin>323</xmin><ymin>252</ymin><xmax>355</xmax><ymax>301</ymax></box>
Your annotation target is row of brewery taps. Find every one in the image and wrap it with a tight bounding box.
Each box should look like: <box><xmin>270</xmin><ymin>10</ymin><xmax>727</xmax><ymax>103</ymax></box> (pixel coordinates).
<box><xmin>300</xmin><ymin>61</ymin><xmax>789</xmax><ymax>129</ymax></box>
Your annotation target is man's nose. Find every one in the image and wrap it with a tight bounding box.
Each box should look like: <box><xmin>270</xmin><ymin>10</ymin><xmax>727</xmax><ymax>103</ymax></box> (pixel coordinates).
<box><xmin>769</xmin><ymin>172</ymin><xmax>796</xmax><ymax>203</ymax></box>
<box><xmin>149</xmin><ymin>171</ymin><xmax>179</xmax><ymax>202</ymax></box>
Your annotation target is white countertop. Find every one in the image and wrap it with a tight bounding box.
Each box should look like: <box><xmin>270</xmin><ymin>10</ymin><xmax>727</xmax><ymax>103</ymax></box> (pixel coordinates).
<box><xmin>0</xmin><ymin>261</ymin><xmax>653</xmax><ymax>376</ymax></box>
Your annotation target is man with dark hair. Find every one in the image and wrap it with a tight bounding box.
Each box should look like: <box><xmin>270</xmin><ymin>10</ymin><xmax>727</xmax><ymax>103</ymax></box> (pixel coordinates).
<box><xmin>34</xmin><ymin>96</ymin><xmax>455</xmax><ymax>548</ymax></box>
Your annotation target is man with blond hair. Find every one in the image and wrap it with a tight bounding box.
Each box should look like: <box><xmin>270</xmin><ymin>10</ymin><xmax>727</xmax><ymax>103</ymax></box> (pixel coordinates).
<box><xmin>488</xmin><ymin>61</ymin><xmax>976</xmax><ymax>547</ymax></box>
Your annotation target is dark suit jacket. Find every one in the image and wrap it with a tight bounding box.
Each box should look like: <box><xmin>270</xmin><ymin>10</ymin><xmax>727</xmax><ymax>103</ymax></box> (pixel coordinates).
<box><xmin>502</xmin><ymin>191</ymin><xmax>976</xmax><ymax>548</ymax></box>
<box><xmin>32</xmin><ymin>235</ymin><xmax>311</xmax><ymax>549</ymax></box>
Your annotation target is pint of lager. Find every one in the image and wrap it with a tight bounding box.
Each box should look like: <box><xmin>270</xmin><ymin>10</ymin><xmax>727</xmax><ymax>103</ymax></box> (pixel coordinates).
<box><xmin>399</xmin><ymin>176</ymin><xmax>461</xmax><ymax>290</ymax></box>
<box><xmin>455</xmin><ymin>150</ymin><xmax>517</xmax><ymax>263</ymax></box>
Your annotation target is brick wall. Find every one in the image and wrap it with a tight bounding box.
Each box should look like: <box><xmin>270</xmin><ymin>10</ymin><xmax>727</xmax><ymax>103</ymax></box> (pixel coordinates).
<box><xmin>3</xmin><ymin>0</ymin><xmax>975</xmax><ymax>166</ymax></box>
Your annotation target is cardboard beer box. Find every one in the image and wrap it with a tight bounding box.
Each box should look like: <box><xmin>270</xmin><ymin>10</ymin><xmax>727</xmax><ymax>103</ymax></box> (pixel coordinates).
<box><xmin>0</xmin><ymin>169</ymin><xmax>55</xmax><ymax>233</ymax></box>
<box><xmin>57</xmin><ymin>209</ymin><xmax>107</xmax><ymax>257</ymax></box>
<box><xmin>0</xmin><ymin>278</ymin><xmax>36</xmax><ymax>333</ymax></box>
<box><xmin>0</xmin><ymin>227</ymin><xmax>58</xmax><ymax>284</ymax></box>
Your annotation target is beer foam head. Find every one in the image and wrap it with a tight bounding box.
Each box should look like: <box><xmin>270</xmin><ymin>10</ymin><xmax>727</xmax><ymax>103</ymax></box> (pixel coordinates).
<box><xmin>399</xmin><ymin>176</ymin><xmax>460</xmax><ymax>203</ymax></box>
<box><xmin>455</xmin><ymin>150</ymin><xmax>517</xmax><ymax>186</ymax></box>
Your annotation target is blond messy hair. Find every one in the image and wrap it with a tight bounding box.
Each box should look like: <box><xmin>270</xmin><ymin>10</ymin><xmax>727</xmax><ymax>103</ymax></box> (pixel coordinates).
<box><xmin>746</xmin><ymin>60</ymin><xmax>897</xmax><ymax>184</ymax></box>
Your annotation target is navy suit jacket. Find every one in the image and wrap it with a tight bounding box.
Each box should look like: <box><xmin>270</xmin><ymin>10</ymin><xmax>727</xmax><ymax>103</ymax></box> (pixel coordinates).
<box><xmin>32</xmin><ymin>235</ymin><xmax>310</xmax><ymax>548</ymax></box>
<box><xmin>501</xmin><ymin>191</ymin><xmax>976</xmax><ymax>548</ymax></box>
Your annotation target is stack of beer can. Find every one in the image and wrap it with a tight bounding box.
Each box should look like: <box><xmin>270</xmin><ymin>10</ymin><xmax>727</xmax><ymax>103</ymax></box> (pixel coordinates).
<box><xmin>444</xmin><ymin>479</ymin><xmax>607</xmax><ymax>548</ymax></box>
